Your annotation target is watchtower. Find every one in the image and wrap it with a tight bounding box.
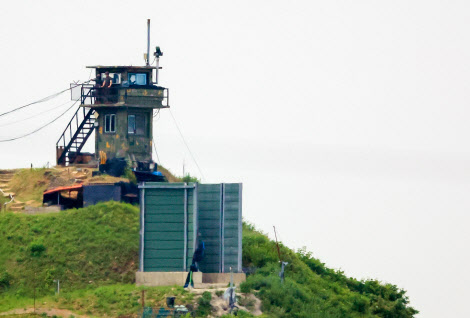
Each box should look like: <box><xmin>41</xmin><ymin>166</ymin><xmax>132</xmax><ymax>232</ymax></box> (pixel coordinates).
<box><xmin>56</xmin><ymin>52</ymin><xmax>168</xmax><ymax>166</ymax></box>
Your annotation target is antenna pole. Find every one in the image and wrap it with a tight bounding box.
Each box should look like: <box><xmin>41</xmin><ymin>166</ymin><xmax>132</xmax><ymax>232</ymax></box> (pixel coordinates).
<box><xmin>147</xmin><ymin>19</ymin><xmax>150</xmax><ymax>66</ymax></box>
<box><xmin>273</xmin><ymin>226</ymin><xmax>282</xmax><ymax>262</ymax></box>
<box><xmin>156</xmin><ymin>55</ymin><xmax>160</xmax><ymax>84</ymax></box>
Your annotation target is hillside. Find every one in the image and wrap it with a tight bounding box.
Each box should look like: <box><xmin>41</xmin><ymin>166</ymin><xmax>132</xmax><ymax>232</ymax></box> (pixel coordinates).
<box><xmin>0</xmin><ymin>202</ymin><xmax>418</xmax><ymax>317</ymax></box>
<box><xmin>0</xmin><ymin>166</ymin><xmax>185</xmax><ymax>210</ymax></box>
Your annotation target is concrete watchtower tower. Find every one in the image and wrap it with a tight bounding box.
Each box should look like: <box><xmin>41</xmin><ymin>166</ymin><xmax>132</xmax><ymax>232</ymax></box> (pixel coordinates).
<box><xmin>56</xmin><ymin>30</ymin><xmax>168</xmax><ymax>166</ymax></box>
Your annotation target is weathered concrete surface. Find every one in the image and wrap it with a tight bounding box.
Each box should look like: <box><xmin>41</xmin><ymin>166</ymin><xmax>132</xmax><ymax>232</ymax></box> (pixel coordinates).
<box><xmin>136</xmin><ymin>272</ymin><xmax>202</xmax><ymax>286</ymax></box>
<box><xmin>135</xmin><ymin>272</ymin><xmax>246</xmax><ymax>287</ymax></box>
<box><xmin>202</xmin><ymin>273</ymin><xmax>246</xmax><ymax>284</ymax></box>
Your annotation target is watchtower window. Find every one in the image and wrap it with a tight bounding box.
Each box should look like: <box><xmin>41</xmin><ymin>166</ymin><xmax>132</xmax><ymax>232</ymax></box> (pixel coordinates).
<box><xmin>128</xmin><ymin>73</ymin><xmax>147</xmax><ymax>85</ymax></box>
<box><xmin>128</xmin><ymin>114</ymin><xmax>146</xmax><ymax>135</ymax></box>
<box><xmin>100</xmin><ymin>73</ymin><xmax>121</xmax><ymax>84</ymax></box>
<box><xmin>104</xmin><ymin>114</ymin><xmax>116</xmax><ymax>133</ymax></box>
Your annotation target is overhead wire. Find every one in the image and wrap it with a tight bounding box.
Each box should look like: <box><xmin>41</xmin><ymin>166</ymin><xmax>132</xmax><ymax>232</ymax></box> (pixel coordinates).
<box><xmin>152</xmin><ymin>137</ymin><xmax>161</xmax><ymax>164</ymax></box>
<box><xmin>0</xmin><ymin>81</ymin><xmax>91</xmax><ymax>118</ymax></box>
<box><xmin>0</xmin><ymin>100</ymin><xmax>79</xmax><ymax>142</ymax></box>
<box><xmin>168</xmin><ymin>109</ymin><xmax>206</xmax><ymax>181</ymax></box>
<box><xmin>0</xmin><ymin>99</ymin><xmax>75</xmax><ymax>128</ymax></box>
<box><xmin>152</xmin><ymin>109</ymin><xmax>162</xmax><ymax>163</ymax></box>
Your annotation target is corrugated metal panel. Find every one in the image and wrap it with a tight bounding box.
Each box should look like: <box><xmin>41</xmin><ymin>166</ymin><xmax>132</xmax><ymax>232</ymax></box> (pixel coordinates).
<box><xmin>198</xmin><ymin>183</ymin><xmax>243</xmax><ymax>273</ymax></box>
<box><xmin>197</xmin><ymin>184</ymin><xmax>222</xmax><ymax>273</ymax></box>
<box><xmin>140</xmin><ymin>182</ymin><xmax>196</xmax><ymax>272</ymax></box>
<box><xmin>223</xmin><ymin>183</ymin><xmax>242</xmax><ymax>273</ymax></box>
<box><xmin>139</xmin><ymin>182</ymin><xmax>242</xmax><ymax>273</ymax></box>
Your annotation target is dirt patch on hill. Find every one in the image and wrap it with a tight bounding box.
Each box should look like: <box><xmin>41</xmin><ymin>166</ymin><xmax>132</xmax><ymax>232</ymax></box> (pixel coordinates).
<box><xmin>0</xmin><ymin>307</ymin><xmax>88</xmax><ymax>317</ymax></box>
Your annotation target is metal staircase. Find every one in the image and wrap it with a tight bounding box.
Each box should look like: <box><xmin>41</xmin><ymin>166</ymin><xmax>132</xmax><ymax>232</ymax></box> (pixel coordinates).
<box><xmin>56</xmin><ymin>107</ymin><xmax>95</xmax><ymax>166</ymax></box>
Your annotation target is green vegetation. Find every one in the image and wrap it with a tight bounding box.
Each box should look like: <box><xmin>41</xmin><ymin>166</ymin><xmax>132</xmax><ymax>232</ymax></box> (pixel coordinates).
<box><xmin>195</xmin><ymin>291</ymin><xmax>212</xmax><ymax>317</ymax></box>
<box><xmin>0</xmin><ymin>201</ymin><xmax>139</xmax><ymax>301</ymax></box>
<box><xmin>241</xmin><ymin>223</ymin><xmax>418</xmax><ymax>317</ymax></box>
<box><xmin>123</xmin><ymin>167</ymin><xmax>137</xmax><ymax>184</ymax></box>
<box><xmin>181</xmin><ymin>173</ymin><xmax>200</xmax><ymax>183</ymax></box>
<box><xmin>0</xmin><ymin>202</ymin><xmax>418</xmax><ymax>317</ymax></box>
<box><xmin>1</xmin><ymin>284</ymin><xmax>194</xmax><ymax>317</ymax></box>
<box><xmin>156</xmin><ymin>165</ymin><xmax>200</xmax><ymax>183</ymax></box>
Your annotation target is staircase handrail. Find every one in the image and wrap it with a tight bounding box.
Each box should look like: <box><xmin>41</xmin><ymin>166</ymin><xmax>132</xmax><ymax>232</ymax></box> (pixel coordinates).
<box><xmin>56</xmin><ymin>107</ymin><xmax>95</xmax><ymax>165</ymax></box>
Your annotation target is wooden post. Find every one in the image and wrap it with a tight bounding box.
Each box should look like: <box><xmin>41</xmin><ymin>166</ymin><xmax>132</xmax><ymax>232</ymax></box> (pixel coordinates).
<box><xmin>273</xmin><ymin>226</ymin><xmax>282</xmax><ymax>262</ymax></box>
<box><xmin>33</xmin><ymin>272</ymin><xmax>36</xmax><ymax>313</ymax></box>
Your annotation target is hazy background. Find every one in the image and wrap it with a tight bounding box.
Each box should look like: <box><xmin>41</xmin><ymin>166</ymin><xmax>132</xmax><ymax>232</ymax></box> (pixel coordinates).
<box><xmin>1</xmin><ymin>1</ymin><xmax>469</xmax><ymax>316</ymax></box>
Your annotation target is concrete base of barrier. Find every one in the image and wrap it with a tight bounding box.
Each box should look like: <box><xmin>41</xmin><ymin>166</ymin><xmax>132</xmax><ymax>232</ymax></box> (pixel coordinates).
<box><xmin>136</xmin><ymin>272</ymin><xmax>202</xmax><ymax>286</ymax></box>
<box><xmin>136</xmin><ymin>272</ymin><xmax>245</xmax><ymax>287</ymax></box>
<box><xmin>202</xmin><ymin>273</ymin><xmax>246</xmax><ymax>284</ymax></box>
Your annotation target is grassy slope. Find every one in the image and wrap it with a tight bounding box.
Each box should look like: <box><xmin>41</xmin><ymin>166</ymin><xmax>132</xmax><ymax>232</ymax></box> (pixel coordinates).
<box><xmin>241</xmin><ymin>224</ymin><xmax>418</xmax><ymax>318</ymax></box>
<box><xmin>0</xmin><ymin>202</ymin><xmax>417</xmax><ymax>317</ymax></box>
<box><xmin>0</xmin><ymin>202</ymin><xmax>139</xmax><ymax>297</ymax></box>
<box><xmin>8</xmin><ymin>168</ymin><xmax>51</xmax><ymax>204</ymax></box>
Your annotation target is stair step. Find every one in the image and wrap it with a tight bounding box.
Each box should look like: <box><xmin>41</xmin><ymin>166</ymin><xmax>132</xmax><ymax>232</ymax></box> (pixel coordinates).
<box><xmin>3</xmin><ymin>192</ymin><xmax>15</xmax><ymax>198</ymax></box>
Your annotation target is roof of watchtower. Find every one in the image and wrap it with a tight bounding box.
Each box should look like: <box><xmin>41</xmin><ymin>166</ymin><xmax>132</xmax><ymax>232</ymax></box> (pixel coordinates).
<box><xmin>86</xmin><ymin>65</ymin><xmax>157</xmax><ymax>69</ymax></box>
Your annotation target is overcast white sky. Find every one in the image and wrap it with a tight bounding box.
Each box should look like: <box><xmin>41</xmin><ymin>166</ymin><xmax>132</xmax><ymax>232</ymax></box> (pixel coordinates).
<box><xmin>1</xmin><ymin>1</ymin><xmax>469</xmax><ymax>316</ymax></box>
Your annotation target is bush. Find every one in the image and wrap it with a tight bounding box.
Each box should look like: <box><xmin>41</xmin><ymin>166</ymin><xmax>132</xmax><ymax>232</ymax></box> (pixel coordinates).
<box><xmin>181</xmin><ymin>173</ymin><xmax>199</xmax><ymax>183</ymax></box>
<box><xmin>195</xmin><ymin>291</ymin><xmax>212</xmax><ymax>317</ymax></box>
<box><xmin>0</xmin><ymin>271</ymin><xmax>12</xmax><ymax>289</ymax></box>
<box><xmin>29</xmin><ymin>242</ymin><xmax>46</xmax><ymax>257</ymax></box>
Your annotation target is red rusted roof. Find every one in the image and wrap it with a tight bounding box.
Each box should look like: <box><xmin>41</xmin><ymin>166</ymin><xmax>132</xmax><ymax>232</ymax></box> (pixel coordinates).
<box><xmin>43</xmin><ymin>184</ymin><xmax>83</xmax><ymax>195</ymax></box>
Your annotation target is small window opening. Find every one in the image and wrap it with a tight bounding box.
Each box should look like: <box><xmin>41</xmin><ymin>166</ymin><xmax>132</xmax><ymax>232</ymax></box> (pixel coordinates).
<box><xmin>128</xmin><ymin>115</ymin><xmax>136</xmax><ymax>134</ymax></box>
<box><xmin>105</xmin><ymin>114</ymin><xmax>116</xmax><ymax>133</ymax></box>
<box><xmin>128</xmin><ymin>114</ymin><xmax>146</xmax><ymax>135</ymax></box>
<box><xmin>128</xmin><ymin>73</ymin><xmax>147</xmax><ymax>85</ymax></box>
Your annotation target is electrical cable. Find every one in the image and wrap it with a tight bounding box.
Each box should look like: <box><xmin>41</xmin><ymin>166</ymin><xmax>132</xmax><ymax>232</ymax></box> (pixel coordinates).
<box><xmin>168</xmin><ymin>109</ymin><xmax>206</xmax><ymax>181</ymax></box>
<box><xmin>0</xmin><ymin>81</ymin><xmax>91</xmax><ymax>118</ymax></box>
<box><xmin>0</xmin><ymin>100</ymin><xmax>74</xmax><ymax>128</ymax></box>
<box><xmin>0</xmin><ymin>100</ymin><xmax>79</xmax><ymax>142</ymax></box>
<box><xmin>152</xmin><ymin>137</ymin><xmax>161</xmax><ymax>164</ymax></box>
<box><xmin>152</xmin><ymin>110</ymin><xmax>162</xmax><ymax>163</ymax></box>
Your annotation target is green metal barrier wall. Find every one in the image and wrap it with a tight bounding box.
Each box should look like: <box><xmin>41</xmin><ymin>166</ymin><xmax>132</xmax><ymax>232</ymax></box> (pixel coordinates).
<box><xmin>140</xmin><ymin>183</ymin><xmax>196</xmax><ymax>272</ymax></box>
<box><xmin>197</xmin><ymin>184</ymin><xmax>242</xmax><ymax>273</ymax></box>
<box><xmin>139</xmin><ymin>182</ymin><xmax>242</xmax><ymax>273</ymax></box>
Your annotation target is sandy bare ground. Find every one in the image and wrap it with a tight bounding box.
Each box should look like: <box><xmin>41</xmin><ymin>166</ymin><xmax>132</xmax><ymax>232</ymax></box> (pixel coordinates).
<box><xmin>189</xmin><ymin>287</ymin><xmax>263</xmax><ymax>317</ymax></box>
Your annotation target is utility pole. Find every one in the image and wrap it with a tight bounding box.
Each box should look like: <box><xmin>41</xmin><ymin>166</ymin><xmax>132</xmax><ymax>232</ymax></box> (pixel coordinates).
<box><xmin>273</xmin><ymin>226</ymin><xmax>281</xmax><ymax>261</ymax></box>
<box><xmin>273</xmin><ymin>226</ymin><xmax>288</xmax><ymax>284</ymax></box>
<box><xmin>141</xmin><ymin>289</ymin><xmax>145</xmax><ymax>308</ymax></box>
<box><xmin>33</xmin><ymin>272</ymin><xmax>36</xmax><ymax>313</ymax></box>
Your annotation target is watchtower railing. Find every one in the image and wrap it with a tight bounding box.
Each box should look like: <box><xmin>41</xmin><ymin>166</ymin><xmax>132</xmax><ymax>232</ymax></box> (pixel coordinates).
<box><xmin>75</xmin><ymin>84</ymin><xmax>169</xmax><ymax>107</ymax></box>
